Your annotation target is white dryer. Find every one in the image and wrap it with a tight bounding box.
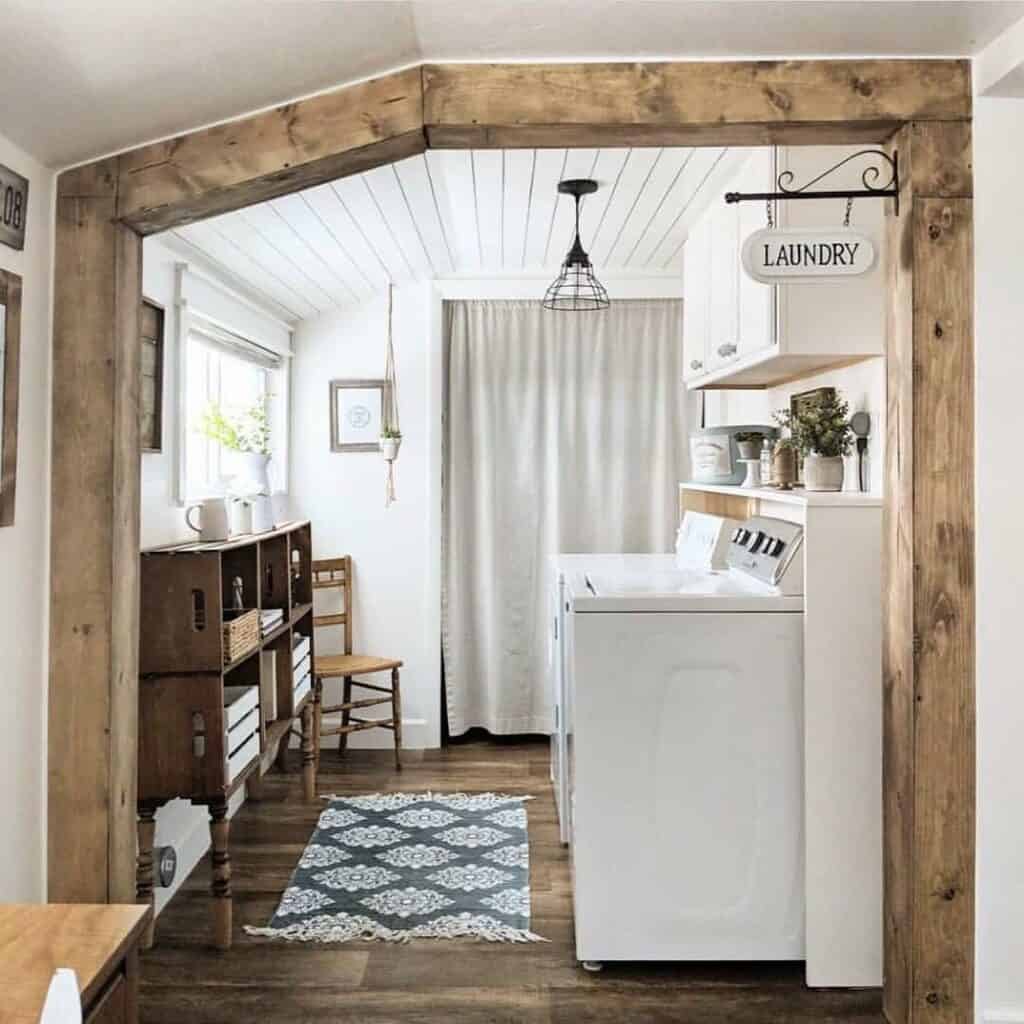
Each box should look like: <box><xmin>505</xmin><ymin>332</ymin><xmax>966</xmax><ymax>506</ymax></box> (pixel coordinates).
<box><xmin>558</xmin><ymin>514</ymin><xmax>806</xmax><ymax>967</ymax></box>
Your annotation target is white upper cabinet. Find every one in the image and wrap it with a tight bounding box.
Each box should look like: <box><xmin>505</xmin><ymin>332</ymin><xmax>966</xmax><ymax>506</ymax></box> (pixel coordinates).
<box><xmin>682</xmin><ymin>145</ymin><xmax>884</xmax><ymax>389</ymax></box>
<box><xmin>682</xmin><ymin>212</ymin><xmax>711</xmax><ymax>379</ymax></box>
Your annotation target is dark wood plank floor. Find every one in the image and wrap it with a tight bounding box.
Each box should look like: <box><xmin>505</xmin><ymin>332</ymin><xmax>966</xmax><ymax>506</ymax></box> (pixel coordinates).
<box><xmin>141</xmin><ymin>738</ymin><xmax>884</xmax><ymax>1023</ymax></box>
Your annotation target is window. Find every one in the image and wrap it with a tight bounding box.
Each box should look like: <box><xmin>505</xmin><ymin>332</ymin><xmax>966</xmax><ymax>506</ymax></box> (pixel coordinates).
<box><xmin>180</xmin><ymin>315</ymin><xmax>289</xmax><ymax>503</ymax></box>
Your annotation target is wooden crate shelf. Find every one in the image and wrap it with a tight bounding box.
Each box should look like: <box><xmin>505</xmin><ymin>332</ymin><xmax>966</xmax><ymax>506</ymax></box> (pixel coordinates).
<box><xmin>137</xmin><ymin>520</ymin><xmax>317</xmax><ymax>951</ymax></box>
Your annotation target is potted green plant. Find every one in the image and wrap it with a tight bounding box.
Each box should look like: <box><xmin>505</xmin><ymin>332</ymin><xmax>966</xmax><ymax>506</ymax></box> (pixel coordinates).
<box><xmin>200</xmin><ymin>396</ymin><xmax>272</xmax><ymax>494</ymax></box>
<box><xmin>734</xmin><ymin>431</ymin><xmax>765</xmax><ymax>460</ymax></box>
<box><xmin>774</xmin><ymin>393</ymin><xmax>853</xmax><ymax>491</ymax></box>
<box><xmin>379</xmin><ymin>425</ymin><xmax>402</xmax><ymax>462</ymax></box>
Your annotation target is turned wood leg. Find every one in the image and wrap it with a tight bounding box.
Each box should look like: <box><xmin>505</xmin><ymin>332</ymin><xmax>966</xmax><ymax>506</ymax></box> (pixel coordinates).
<box><xmin>246</xmin><ymin>771</ymin><xmax>265</xmax><ymax>801</ymax></box>
<box><xmin>339</xmin><ymin>675</ymin><xmax>353</xmax><ymax>756</ymax></box>
<box><xmin>301</xmin><ymin>702</ymin><xmax>316</xmax><ymax>802</ymax></box>
<box><xmin>136</xmin><ymin>805</ymin><xmax>158</xmax><ymax>950</ymax></box>
<box><xmin>392</xmin><ymin>667</ymin><xmax>403</xmax><ymax>771</ymax></box>
<box><xmin>208</xmin><ymin>799</ymin><xmax>232</xmax><ymax>951</ymax></box>
<box><xmin>275</xmin><ymin>727</ymin><xmax>290</xmax><ymax>772</ymax></box>
<box><xmin>313</xmin><ymin>676</ymin><xmax>323</xmax><ymax>767</ymax></box>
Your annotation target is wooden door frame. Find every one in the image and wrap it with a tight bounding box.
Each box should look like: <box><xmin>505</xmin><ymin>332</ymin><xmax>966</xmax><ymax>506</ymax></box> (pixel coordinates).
<box><xmin>49</xmin><ymin>59</ymin><xmax>974</xmax><ymax>1024</ymax></box>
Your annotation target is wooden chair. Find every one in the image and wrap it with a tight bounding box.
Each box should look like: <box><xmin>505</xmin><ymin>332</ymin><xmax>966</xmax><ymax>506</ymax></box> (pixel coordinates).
<box><xmin>312</xmin><ymin>557</ymin><xmax>403</xmax><ymax>772</ymax></box>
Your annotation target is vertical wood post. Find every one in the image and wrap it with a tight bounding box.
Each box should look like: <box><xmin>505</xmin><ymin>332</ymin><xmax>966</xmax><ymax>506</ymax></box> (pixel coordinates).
<box><xmin>884</xmin><ymin>121</ymin><xmax>974</xmax><ymax>1024</ymax></box>
<box><xmin>49</xmin><ymin>161</ymin><xmax>141</xmax><ymax>904</ymax></box>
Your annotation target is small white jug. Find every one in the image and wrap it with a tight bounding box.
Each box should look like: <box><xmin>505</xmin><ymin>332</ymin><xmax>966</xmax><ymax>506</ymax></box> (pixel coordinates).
<box><xmin>185</xmin><ymin>498</ymin><xmax>231</xmax><ymax>542</ymax></box>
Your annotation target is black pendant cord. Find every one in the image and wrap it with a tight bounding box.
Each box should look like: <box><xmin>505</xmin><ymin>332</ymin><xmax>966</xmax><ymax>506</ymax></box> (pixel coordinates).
<box><xmin>725</xmin><ymin>149</ymin><xmax>900</xmax><ymax>216</ymax></box>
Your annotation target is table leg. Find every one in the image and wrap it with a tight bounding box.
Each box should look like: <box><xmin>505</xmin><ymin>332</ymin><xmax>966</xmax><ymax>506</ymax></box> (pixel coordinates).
<box><xmin>301</xmin><ymin>702</ymin><xmax>316</xmax><ymax>801</ymax></box>
<box><xmin>136</xmin><ymin>805</ymin><xmax>158</xmax><ymax>950</ymax></box>
<box><xmin>209</xmin><ymin>798</ymin><xmax>232</xmax><ymax>951</ymax></box>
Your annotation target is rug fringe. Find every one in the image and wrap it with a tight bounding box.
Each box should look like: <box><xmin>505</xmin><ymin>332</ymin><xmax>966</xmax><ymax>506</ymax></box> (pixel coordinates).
<box><xmin>243</xmin><ymin>922</ymin><xmax>549</xmax><ymax>944</ymax></box>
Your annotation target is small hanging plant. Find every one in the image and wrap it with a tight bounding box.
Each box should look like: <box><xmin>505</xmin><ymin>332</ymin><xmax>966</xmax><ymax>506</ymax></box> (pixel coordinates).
<box><xmin>379</xmin><ymin>425</ymin><xmax>402</xmax><ymax>462</ymax></box>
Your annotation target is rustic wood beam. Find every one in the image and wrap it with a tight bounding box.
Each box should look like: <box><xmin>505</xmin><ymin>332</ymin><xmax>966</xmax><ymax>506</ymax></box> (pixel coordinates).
<box><xmin>49</xmin><ymin>159</ymin><xmax>141</xmax><ymax>903</ymax></box>
<box><xmin>884</xmin><ymin>121</ymin><xmax>974</xmax><ymax>1024</ymax></box>
<box><xmin>423</xmin><ymin>61</ymin><xmax>971</xmax><ymax>149</ymax></box>
<box><xmin>116</xmin><ymin>66</ymin><xmax>425</xmax><ymax>234</ymax></box>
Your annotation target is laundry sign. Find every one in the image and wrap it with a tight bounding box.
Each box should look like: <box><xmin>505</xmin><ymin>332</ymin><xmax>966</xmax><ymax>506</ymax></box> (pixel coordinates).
<box><xmin>741</xmin><ymin>227</ymin><xmax>876</xmax><ymax>285</ymax></box>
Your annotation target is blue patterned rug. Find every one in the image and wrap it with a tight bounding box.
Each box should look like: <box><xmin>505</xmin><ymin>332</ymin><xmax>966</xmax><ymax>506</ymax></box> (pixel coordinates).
<box><xmin>245</xmin><ymin>792</ymin><xmax>546</xmax><ymax>943</ymax></box>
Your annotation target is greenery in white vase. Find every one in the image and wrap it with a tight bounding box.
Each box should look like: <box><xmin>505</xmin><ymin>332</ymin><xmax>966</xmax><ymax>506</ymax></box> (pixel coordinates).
<box><xmin>773</xmin><ymin>393</ymin><xmax>853</xmax><ymax>458</ymax></box>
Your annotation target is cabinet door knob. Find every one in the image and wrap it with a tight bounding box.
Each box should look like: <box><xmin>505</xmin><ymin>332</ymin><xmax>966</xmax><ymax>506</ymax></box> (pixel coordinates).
<box><xmin>717</xmin><ymin>343</ymin><xmax>738</xmax><ymax>358</ymax></box>
<box><xmin>690</xmin><ymin>359</ymin><xmax>703</xmax><ymax>371</ymax></box>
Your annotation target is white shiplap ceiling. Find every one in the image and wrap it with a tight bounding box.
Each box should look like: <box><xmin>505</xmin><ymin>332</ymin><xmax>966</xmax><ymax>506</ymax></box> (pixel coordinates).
<box><xmin>167</xmin><ymin>146</ymin><xmax>736</xmax><ymax>322</ymax></box>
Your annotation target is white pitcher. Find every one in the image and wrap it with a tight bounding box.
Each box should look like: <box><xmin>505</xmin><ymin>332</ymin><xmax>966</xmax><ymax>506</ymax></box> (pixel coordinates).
<box><xmin>185</xmin><ymin>498</ymin><xmax>231</xmax><ymax>542</ymax></box>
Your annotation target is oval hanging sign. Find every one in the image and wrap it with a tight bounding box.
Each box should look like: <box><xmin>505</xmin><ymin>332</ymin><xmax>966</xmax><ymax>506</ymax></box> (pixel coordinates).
<box><xmin>741</xmin><ymin>227</ymin><xmax>877</xmax><ymax>285</ymax></box>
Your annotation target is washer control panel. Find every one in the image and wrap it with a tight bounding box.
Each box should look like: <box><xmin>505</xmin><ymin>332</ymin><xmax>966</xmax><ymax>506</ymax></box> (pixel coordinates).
<box><xmin>727</xmin><ymin>515</ymin><xmax>804</xmax><ymax>590</ymax></box>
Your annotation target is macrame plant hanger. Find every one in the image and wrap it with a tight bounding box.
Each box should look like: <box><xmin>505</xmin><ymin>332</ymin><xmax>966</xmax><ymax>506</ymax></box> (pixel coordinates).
<box><xmin>380</xmin><ymin>283</ymin><xmax>401</xmax><ymax>506</ymax></box>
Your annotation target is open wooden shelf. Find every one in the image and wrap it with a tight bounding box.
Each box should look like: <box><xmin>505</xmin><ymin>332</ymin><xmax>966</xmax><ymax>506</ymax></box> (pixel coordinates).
<box><xmin>139</xmin><ymin>521</ymin><xmax>316</xmax><ymax>805</ymax></box>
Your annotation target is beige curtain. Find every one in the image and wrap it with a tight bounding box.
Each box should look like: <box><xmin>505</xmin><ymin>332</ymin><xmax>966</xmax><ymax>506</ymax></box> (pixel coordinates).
<box><xmin>443</xmin><ymin>299</ymin><xmax>688</xmax><ymax>736</ymax></box>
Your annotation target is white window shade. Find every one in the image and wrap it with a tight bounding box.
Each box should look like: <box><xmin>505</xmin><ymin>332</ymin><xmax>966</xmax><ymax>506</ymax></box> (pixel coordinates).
<box><xmin>189</xmin><ymin>315</ymin><xmax>283</xmax><ymax>370</ymax></box>
<box><xmin>175</xmin><ymin>263</ymin><xmax>292</xmax><ymax>504</ymax></box>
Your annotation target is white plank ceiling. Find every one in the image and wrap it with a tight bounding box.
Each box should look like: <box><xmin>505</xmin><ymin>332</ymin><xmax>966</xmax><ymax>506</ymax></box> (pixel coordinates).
<box><xmin>168</xmin><ymin>146</ymin><xmax>739</xmax><ymax>323</ymax></box>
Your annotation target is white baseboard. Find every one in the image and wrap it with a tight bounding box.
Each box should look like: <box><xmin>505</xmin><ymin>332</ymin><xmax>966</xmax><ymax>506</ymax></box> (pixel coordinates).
<box><xmin>984</xmin><ymin>1011</ymin><xmax>1024</xmax><ymax>1023</ymax></box>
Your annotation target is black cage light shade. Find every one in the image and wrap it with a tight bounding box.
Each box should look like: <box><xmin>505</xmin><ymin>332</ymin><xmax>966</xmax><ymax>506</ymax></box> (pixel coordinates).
<box><xmin>542</xmin><ymin>179</ymin><xmax>610</xmax><ymax>311</ymax></box>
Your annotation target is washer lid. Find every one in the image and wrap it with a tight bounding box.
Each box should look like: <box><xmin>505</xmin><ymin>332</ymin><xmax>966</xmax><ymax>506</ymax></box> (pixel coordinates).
<box><xmin>574</xmin><ymin>567</ymin><xmax>803</xmax><ymax>612</ymax></box>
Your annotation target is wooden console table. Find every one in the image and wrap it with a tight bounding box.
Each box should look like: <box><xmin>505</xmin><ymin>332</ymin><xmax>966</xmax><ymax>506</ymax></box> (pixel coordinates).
<box><xmin>0</xmin><ymin>904</ymin><xmax>150</xmax><ymax>1024</ymax></box>
<box><xmin>137</xmin><ymin>521</ymin><xmax>317</xmax><ymax>950</ymax></box>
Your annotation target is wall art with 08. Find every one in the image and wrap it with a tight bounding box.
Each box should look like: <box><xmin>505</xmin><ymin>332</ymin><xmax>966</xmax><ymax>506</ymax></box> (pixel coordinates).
<box><xmin>330</xmin><ymin>378</ymin><xmax>390</xmax><ymax>452</ymax></box>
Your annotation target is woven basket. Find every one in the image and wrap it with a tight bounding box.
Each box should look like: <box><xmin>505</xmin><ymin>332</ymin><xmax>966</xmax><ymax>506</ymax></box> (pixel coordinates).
<box><xmin>223</xmin><ymin>608</ymin><xmax>260</xmax><ymax>665</ymax></box>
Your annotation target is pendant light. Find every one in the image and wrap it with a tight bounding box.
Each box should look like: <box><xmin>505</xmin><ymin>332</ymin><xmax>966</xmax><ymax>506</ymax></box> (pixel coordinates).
<box><xmin>542</xmin><ymin>178</ymin><xmax>610</xmax><ymax>311</ymax></box>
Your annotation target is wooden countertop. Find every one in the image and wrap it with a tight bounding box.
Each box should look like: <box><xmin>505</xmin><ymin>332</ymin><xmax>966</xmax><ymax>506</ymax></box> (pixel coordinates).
<box><xmin>680</xmin><ymin>481</ymin><xmax>883</xmax><ymax>508</ymax></box>
<box><xmin>0</xmin><ymin>904</ymin><xmax>150</xmax><ymax>1022</ymax></box>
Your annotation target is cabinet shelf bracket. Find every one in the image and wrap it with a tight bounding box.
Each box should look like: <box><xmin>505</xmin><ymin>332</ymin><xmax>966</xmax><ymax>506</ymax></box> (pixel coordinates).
<box><xmin>725</xmin><ymin>149</ymin><xmax>899</xmax><ymax>217</ymax></box>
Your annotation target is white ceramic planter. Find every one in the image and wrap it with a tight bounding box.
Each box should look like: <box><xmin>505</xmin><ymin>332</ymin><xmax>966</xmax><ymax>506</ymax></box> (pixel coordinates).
<box><xmin>803</xmin><ymin>452</ymin><xmax>845</xmax><ymax>491</ymax></box>
<box><xmin>380</xmin><ymin>436</ymin><xmax>402</xmax><ymax>461</ymax></box>
<box><xmin>225</xmin><ymin>450</ymin><xmax>272</xmax><ymax>495</ymax></box>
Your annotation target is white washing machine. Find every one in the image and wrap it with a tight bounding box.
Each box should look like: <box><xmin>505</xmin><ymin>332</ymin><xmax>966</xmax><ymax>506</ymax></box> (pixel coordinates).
<box><xmin>548</xmin><ymin>512</ymin><xmax>740</xmax><ymax>845</ymax></box>
<box><xmin>553</xmin><ymin>514</ymin><xmax>806</xmax><ymax>967</ymax></box>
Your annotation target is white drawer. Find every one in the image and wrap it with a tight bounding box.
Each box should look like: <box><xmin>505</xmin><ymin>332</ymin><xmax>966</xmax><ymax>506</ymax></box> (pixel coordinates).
<box><xmin>292</xmin><ymin>636</ymin><xmax>311</xmax><ymax>668</ymax></box>
<box><xmin>224</xmin><ymin>685</ymin><xmax>259</xmax><ymax>729</ymax></box>
<box><xmin>226</xmin><ymin>706</ymin><xmax>260</xmax><ymax>756</ymax></box>
<box><xmin>226</xmin><ymin>730</ymin><xmax>259</xmax><ymax>785</ymax></box>
<box><xmin>294</xmin><ymin>672</ymin><xmax>312</xmax><ymax>707</ymax></box>
<box><xmin>293</xmin><ymin>653</ymin><xmax>311</xmax><ymax>682</ymax></box>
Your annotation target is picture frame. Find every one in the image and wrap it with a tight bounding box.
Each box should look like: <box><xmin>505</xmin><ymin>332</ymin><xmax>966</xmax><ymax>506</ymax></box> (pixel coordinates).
<box><xmin>0</xmin><ymin>269</ymin><xmax>22</xmax><ymax>528</ymax></box>
<box><xmin>329</xmin><ymin>378</ymin><xmax>390</xmax><ymax>452</ymax></box>
<box><xmin>140</xmin><ymin>297</ymin><xmax>165</xmax><ymax>453</ymax></box>
<box><xmin>789</xmin><ymin>386</ymin><xmax>836</xmax><ymax>423</ymax></box>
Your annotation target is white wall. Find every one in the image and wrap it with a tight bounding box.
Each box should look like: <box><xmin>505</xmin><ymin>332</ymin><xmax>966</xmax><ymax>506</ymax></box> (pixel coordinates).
<box><xmin>289</xmin><ymin>282</ymin><xmax>440</xmax><ymax>748</ymax></box>
<box><xmin>974</xmin><ymin>92</ymin><xmax>1024</xmax><ymax>1024</ymax></box>
<box><xmin>0</xmin><ymin>134</ymin><xmax>53</xmax><ymax>901</ymax></box>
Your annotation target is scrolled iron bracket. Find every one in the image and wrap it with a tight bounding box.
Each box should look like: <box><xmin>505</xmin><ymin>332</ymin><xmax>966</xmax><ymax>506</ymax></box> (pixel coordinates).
<box><xmin>725</xmin><ymin>149</ymin><xmax>900</xmax><ymax>216</ymax></box>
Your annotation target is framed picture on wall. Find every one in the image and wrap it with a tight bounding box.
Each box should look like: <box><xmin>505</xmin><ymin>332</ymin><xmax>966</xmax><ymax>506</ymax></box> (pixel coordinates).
<box><xmin>330</xmin><ymin>378</ymin><xmax>390</xmax><ymax>452</ymax></box>
<box><xmin>0</xmin><ymin>269</ymin><xmax>22</xmax><ymax>528</ymax></box>
<box><xmin>140</xmin><ymin>298</ymin><xmax>165</xmax><ymax>453</ymax></box>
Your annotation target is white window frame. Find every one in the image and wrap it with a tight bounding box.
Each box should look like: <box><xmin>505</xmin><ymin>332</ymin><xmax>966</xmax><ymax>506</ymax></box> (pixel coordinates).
<box><xmin>175</xmin><ymin>302</ymin><xmax>291</xmax><ymax>506</ymax></box>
